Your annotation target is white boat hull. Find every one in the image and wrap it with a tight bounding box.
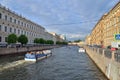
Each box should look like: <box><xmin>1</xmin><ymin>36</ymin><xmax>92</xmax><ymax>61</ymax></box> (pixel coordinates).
<box><xmin>79</xmin><ymin>48</ymin><xmax>85</xmax><ymax>52</ymax></box>
<box><xmin>37</xmin><ymin>56</ymin><xmax>46</xmax><ymax>60</ymax></box>
<box><xmin>24</xmin><ymin>58</ymin><xmax>36</xmax><ymax>62</ymax></box>
<box><xmin>24</xmin><ymin>50</ymin><xmax>52</xmax><ymax>62</ymax></box>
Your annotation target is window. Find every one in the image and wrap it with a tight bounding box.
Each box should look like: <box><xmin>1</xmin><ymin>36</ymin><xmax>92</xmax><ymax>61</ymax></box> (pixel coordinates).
<box><xmin>21</xmin><ymin>31</ymin><xmax>23</xmax><ymax>34</ymax></box>
<box><xmin>5</xmin><ymin>15</ymin><xmax>7</xmax><ymax>20</ymax></box>
<box><xmin>5</xmin><ymin>26</ymin><xmax>7</xmax><ymax>32</ymax></box>
<box><xmin>27</xmin><ymin>24</ymin><xmax>29</xmax><ymax>27</ymax></box>
<box><xmin>27</xmin><ymin>32</ymin><xmax>28</xmax><ymax>35</ymax></box>
<box><xmin>0</xmin><ymin>36</ymin><xmax>1</xmax><ymax>42</ymax></box>
<box><xmin>14</xmin><ymin>28</ymin><xmax>16</xmax><ymax>33</ymax></box>
<box><xmin>119</xmin><ymin>16</ymin><xmax>120</xmax><ymax>22</ymax></box>
<box><xmin>18</xmin><ymin>21</ymin><xmax>20</xmax><ymax>25</ymax></box>
<box><xmin>114</xmin><ymin>18</ymin><xmax>116</xmax><ymax>24</ymax></box>
<box><xmin>24</xmin><ymin>23</ymin><xmax>26</xmax><ymax>27</ymax></box>
<box><xmin>0</xmin><ymin>25</ymin><xmax>1</xmax><ymax>31</ymax></box>
<box><xmin>14</xmin><ymin>19</ymin><xmax>16</xmax><ymax>24</ymax></box>
<box><xmin>5</xmin><ymin>37</ymin><xmax>7</xmax><ymax>42</ymax></box>
<box><xmin>10</xmin><ymin>27</ymin><xmax>12</xmax><ymax>32</ymax></box>
<box><xmin>10</xmin><ymin>17</ymin><xmax>12</xmax><ymax>22</ymax></box>
<box><xmin>21</xmin><ymin>22</ymin><xmax>23</xmax><ymax>26</ymax></box>
<box><xmin>24</xmin><ymin>31</ymin><xmax>26</xmax><ymax>35</ymax></box>
<box><xmin>18</xmin><ymin>30</ymin><xmax>20</xmax><ymax>34</ymax></box>
<box><xmin>30</xmin><ymin>25</ymin><xmax>31</xmax><ymax>29</ymax></box>
<box><xmin>0</xmin><ymin>13</ymin><xmax>2</xmax><ymax>19</ymax></box>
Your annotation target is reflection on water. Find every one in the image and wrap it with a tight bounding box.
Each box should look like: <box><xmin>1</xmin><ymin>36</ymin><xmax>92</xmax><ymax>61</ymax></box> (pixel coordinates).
<box><xmin>0</xmin><ymin>46</ymin><xmax>108</xmax><ymax>80</ymax></box>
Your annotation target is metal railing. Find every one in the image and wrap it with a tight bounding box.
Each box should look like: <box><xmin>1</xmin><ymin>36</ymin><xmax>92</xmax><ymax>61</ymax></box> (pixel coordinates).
<box><xmin>104</xmin><ymin>49</ymin><xmax>112</xmax><ymax>59</ymax></box>
<box><xmin>114</xmin><ymin>51</ymin><xmax>120</xmax><ymax>62</ymax></box>
<box><xmin>98</xmin><ymin>48</ymin><xmax>103</xmax><ymax>55</ymax></box>
<box><xmin>87</xmin><ymin>46</ymin><xmax>120</xmax><ymax>63</ymax></box>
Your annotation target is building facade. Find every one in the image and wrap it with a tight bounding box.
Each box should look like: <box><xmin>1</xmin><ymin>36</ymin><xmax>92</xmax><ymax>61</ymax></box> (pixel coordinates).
<box><xmin>103</xmin><ymin>2</ymin><xmax>120</xmax><ymax>47</ymax></box>
<box><xmin>85</xmin><ymin>2</ymin><xmax>120</xmax><ymax>47</ymax></box>
<box><xmin>49</xmin><ymin>32</ymin><xmax>66</xmax><ymax>44</ymax></box>
<box><xmin>90</xmin><ymin>15</ymin><xmax>105</xmax><ymax>46</ymax></box>
<box><xmin>85</xmin><ymin>35</ymin><xmax>91</xmax><ymax>45</ymax></box>
<box><xmin>0</xmin><ymin>5</ymin><xmax>65</xmax><ymax>44</ymax></box>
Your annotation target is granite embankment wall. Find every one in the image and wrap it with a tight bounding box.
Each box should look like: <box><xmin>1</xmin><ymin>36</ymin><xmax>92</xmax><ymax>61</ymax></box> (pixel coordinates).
<box><xmin>0</xmin><ymin>45</ymin><xmax>59</xmax><ymax>55</ymax></box>
<box><xmin>85</xmin><ymin>46</ymin><xmax>120</xmax><ymax>80</ymax></box>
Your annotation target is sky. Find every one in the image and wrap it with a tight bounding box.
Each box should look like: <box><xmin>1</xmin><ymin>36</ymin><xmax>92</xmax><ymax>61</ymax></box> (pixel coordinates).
<box><xmin>0</xmin><ymin>0</ymin><xmax>119</xmax><ymax>41</ymax></box>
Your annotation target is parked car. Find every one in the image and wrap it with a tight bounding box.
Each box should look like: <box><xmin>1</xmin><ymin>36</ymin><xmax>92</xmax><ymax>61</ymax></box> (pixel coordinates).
<box><xmin>0</xmin><ymin>42</ymin><xmax>8</xmax><ymax>48</ymax></box>
<box><xmin>107</xmin><ymin>45</ymin><xmax>111</xmax><ymax>49</ymax></box>
<box><xmin>92</xmin><ymin>45</ymin><xmax>102</xmax><ymax>48</ymax></box>
<box><xmin>8</xmin><ymin>43</ymin><xmax>21</xmax><ymax>48</ymax></box>
<box><xmin>23</xmin><ymin>43</ymin><xmax>35</xmax><ymax>47</ymax></box>
<box><xmin>111</xmin><ymin>47</ymin><xmax>118</xmax><ymax>51</ymax></box>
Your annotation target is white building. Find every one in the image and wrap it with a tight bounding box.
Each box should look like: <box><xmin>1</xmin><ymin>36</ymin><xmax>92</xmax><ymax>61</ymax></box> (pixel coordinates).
<box><xmin>0</xmin><ymin>4</ymin><xmax>63</xmax><ymax>43</ymax></box>
<box><xmin>49</xmin><ymin>32</ymin><xmax>66</xmax><ymax>44</ymax></box>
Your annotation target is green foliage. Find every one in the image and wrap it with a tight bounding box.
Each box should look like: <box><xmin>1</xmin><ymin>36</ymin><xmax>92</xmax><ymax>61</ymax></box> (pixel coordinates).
<box><xmin>39</xmin><ymin>38</ymin><xmax>45</xmax><ymax>44</ymax></box>
<box><xmin>34</xmin><ymin>38</ymin><xmax>46</xmax><ymax>44</ymax></box>
<box><xmin>34</xmin><ymin>38</ymin><xmax>39</xmax><ymax>43</ymax></box>
<box><xmin>56</xmin><ymin>41</ymin><xmax>61</xmax><ymax>44</ymax></box>
<box><xmin>62</xmin><ymin>42</ymin><xmax>68</xmax><ymax>45</ymax></box>
<box><xmin>18</xmin><ymin>35</ymin><xmax>28</xmax><ymax>44</ymax></box>
<box><xmin>45</xmin><ymin>40</ymin><xmax>54</xmax><ymax>44</ymax></box>
<box><xmin>74</xmin><ymin>39</ymin><xmax>82</xmax><ymax>42</ymax></box>
<box><xmin>56</xmin><ymin>41</ymin><xmax>68</xmax><ymax>45</ymax></box>
<box><xmin>34</xmin><ymin>38</ymin><xmax>54</xmax><ymax>44</ymax></box>
<box><xmin>7</xmin><ymin>34</ymin><xmax>17</xmax><ymax>44</ymax></box>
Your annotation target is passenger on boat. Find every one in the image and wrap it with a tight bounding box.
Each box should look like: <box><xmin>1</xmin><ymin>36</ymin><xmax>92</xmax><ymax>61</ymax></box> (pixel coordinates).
<box><xmin>36</xmin><ymin>51</ymin><xmax>40</xmax><ymax>54</ymax></box>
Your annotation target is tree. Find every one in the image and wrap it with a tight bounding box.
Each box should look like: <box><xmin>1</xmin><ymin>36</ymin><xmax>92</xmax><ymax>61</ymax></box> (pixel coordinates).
<box><xmin>34</xmin><ymin>38</ymin><xmax>39</xmax><ymax>43</ymax></box>
<box><xmin>18</xmin><ymin>35</ymin><xmax>28</xmax><ymax>45</ymax></box>
<box><xmin>74</xmin><ymin>39</ymin><xmax>82</xmax><ymax>42</ymax></box>
<box><xmin>56</xmin><ymin>41</ymin><xmax>62</xmax><ymax>45</ymax></box>
<box><xmin>62</xmin><ymin>42</ymin><xmax>68</xmax><ymax>45</ymax></box>
<box><xmin>39</xmin><ymin>38</ymin><xmax>45</xmax><ymax>44</ymax></box>
<box><xmin>56</xmin><ymin>41</ymin><xmax>68</xmax><ymax>45</ymax></box>
<box><xmin>7</xmin><ymin>34</ymin><xmax>17</xmax><ymax>44</ymax></box>
<box><xmin>45</xmin><ymin>40</ymin><xmax>54</xmax><ymax>44</ymax></box>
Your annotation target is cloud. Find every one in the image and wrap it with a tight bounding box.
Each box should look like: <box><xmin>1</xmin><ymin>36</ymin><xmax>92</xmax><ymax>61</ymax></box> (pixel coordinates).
<box><xmin>47</xmin><ymin>28</ymin><xmax>61</xmax><ymax>34</ymax></box>
<box><xmin>67</xmin><ymin>34</ymin><xmax>85</xmax><ymax>39</ymax></box>
<box><xmin>65</xmin><ymin>33</ymin><xmax>86</xmax><ymax>41</ymax></box>
<box><xmin>0</xmin><ymin>0</ymin><xmax>119</xmax><ymax>41</ymax></box>
<box><xmin>0</xmin><ymin>0</ymin><xmax>9</xmax><ymax>6</ymax></box>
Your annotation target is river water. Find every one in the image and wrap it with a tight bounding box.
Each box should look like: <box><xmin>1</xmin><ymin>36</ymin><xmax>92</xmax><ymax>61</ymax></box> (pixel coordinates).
<box><xmin>0</xmin><ymin>46</ymin><xmax>108</xmax><ymax>80</ymax></box>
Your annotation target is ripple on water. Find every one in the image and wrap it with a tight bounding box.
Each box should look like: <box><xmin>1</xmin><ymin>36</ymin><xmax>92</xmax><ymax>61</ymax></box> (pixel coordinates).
<box><xmin>0</xmin><ymin>46</ymin><xmax>108</xmax><ymax>80</ymax></box>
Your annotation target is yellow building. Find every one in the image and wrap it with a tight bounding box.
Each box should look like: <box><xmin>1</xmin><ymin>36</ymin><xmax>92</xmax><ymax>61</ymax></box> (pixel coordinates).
<box><xmin>85</xmin><ymin>35</ymin><xmax>91</xmax><ymax>45</ymax></box>
<box><xmin>104</xmin><ymin>2</ymin><xmax>120</xmax><ymax>47</ymax></box>
<box><xmin>86</xmin><ymin>2</ymin><xmax>120</xmax><ymax>47</ymax></box>
<box><xmin>89</xmin><ymin>15</ymin><xmax>105</xmax><ymax>46</ymax></box>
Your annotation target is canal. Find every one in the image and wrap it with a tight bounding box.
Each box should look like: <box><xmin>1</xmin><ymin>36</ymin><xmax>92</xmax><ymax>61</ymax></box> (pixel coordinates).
<box><xmin>0</xmin><ymin>46</ymin><xmax>108</xmax><ymax>80</ymax></box>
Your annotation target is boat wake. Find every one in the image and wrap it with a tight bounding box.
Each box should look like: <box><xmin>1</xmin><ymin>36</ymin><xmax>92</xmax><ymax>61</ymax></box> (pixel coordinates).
<box><xmin>0</xmin><ymin>60</ymin><xmax>31</xmax><ymax>71</ymax></box>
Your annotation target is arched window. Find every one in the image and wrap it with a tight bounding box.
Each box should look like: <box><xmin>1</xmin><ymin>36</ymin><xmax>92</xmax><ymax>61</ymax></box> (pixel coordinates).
<box><xmin>0</xmin><ymin>13</ymin><xmax>2</xmax><ymax>19</ymax></box>
<box><xmin>0</xmin><ymin>36</ymin><xmax>2</xmax><ymax>42</ymax></box>
<box><xmin>5</xmin><ymin>15</ymin><xmax>7</xmax><ymax>20</ymax></box>
<box><xmin>0</xmin><ymin>25</ymin><xmax>1</xmax><ymax>31</ymax></box>
<box><xmin>5</xmin><ymin>37</ymin><xmax>8</xmax><ymax>42</ymax></box>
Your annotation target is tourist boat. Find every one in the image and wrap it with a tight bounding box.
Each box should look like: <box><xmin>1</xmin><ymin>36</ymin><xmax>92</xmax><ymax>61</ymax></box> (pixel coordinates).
<box><xmin>24</xmin><ymin>50</ymin><xmax>52</xmax><ymax>62</ymax></box>
<box><xmin>42</xmin><ymin>50</ymin><xmax>52</xmax><ymax>57</ymax></box>
<box><xmin>78</xmin><ymin>48</ymin><xmax>85</xmax><ymax>52</ymax></box>
<box><xmin>24</xmin><ymin>52</ymin><xmax>37</xmax><ymax>61</ymax></box>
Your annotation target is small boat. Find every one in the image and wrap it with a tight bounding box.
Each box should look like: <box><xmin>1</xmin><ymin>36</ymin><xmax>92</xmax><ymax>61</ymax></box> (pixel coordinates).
<box><xmin>78</xmin><ymin>48</ymin><xmax>85</xmax><ymax>52</ymax></box>
<box><xmin>24</xmin><ymin>50</ymin><xmax>52</xmax><ymax>62</ymax></box>
<box><xmin>24</xmin><ymin>52</ymin><xmax>37</xmax><ymax>61</ymax></box>
<box><xmin>36</xmin><ymin>51</ymin><xmax>47</xmax><ymax>61</ymax></box>
<box><xmin>42</xmin><ymin>50</ymin><xmax>52</xmax><ymax>57</ymax></box>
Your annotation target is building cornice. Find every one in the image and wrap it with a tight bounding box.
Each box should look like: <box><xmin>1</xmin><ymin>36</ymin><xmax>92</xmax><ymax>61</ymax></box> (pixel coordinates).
<box><xmin>0</xmin><ymin>4</ymin><xmax>45</xmax><ymax>30</ymax></box>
